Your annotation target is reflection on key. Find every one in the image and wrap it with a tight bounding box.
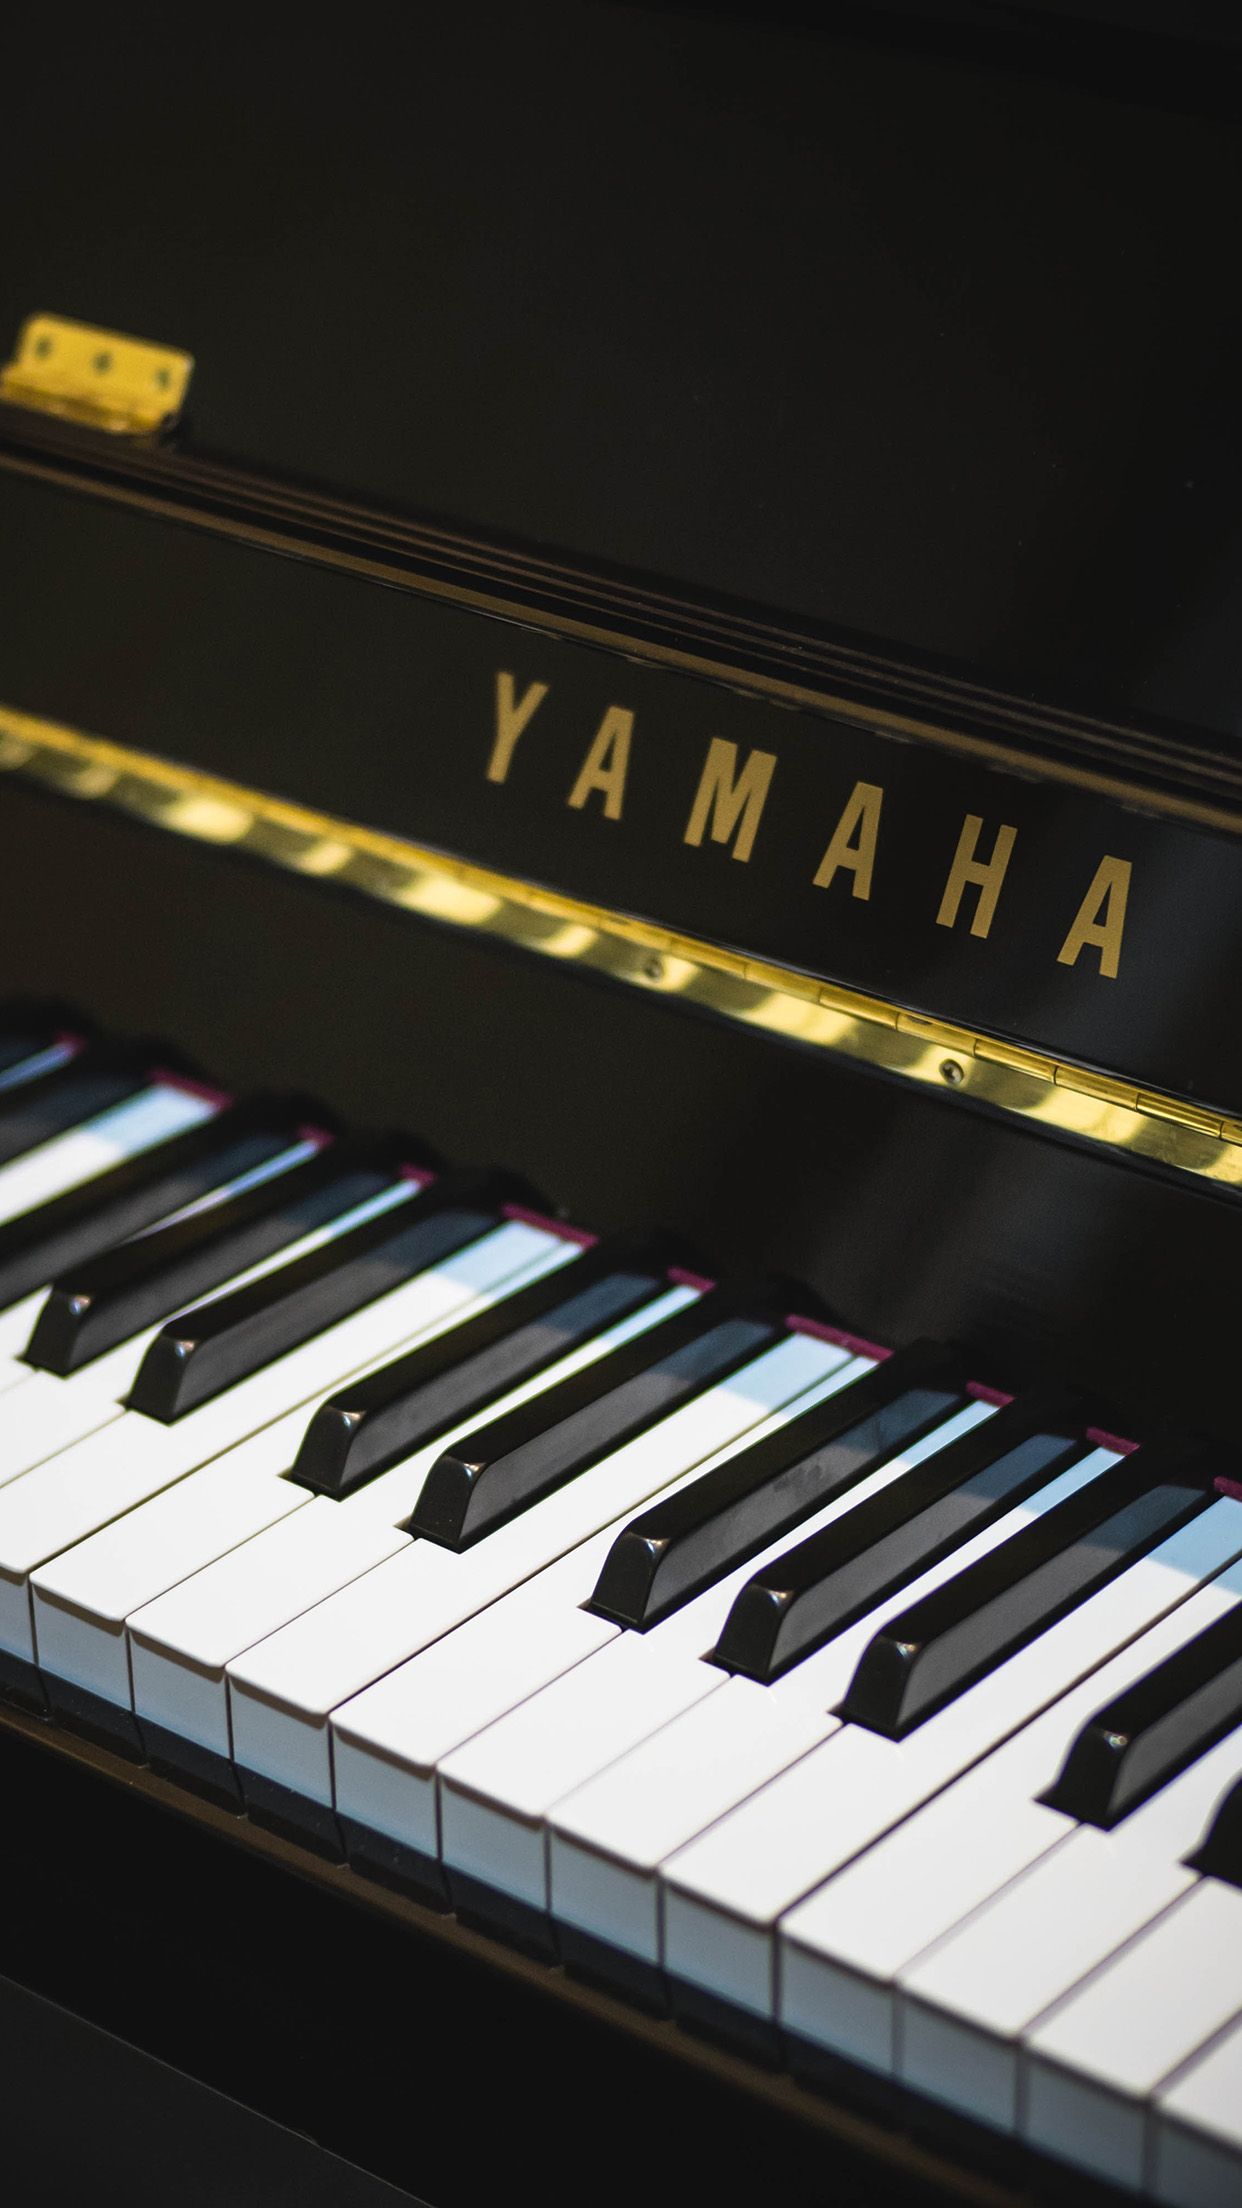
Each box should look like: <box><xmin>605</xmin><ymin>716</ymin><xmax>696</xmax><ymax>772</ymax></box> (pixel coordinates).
<box><xmin>714</xmin><ymin>1388</ymin><xmax>1087</xmax><ymax>1681</ymax></box>
<box><xmin>24</xmin><ymin>1138</ymin><xmax>390</xmax><ymax>1374</ymax></box>
<box><xmin>1046</xmin><ymin>1594</ymin><xmax>1242</xmax><ymax>1828</ymax></box>
<box><xmin>0</xmin><ymin>1096</ymin><xmax>308</xmax><ymax>1313</ymax></box>
<box><xmin>292</xmin><ymin>1238</ymin><xmax>673</xmax><ymax>1498</ymax></box>
<box><xmin>589</xmin><ymin>1340</ymin><xmax>961</xmax><ymax>1630</ymax></box>
<box><xmin>127</xmin><ymin>1167</ymin><xmax>526</xmax><ymax>1421</ymax></box>
<box><xmin>841</xmin><ymin>1438</ymin><xmax>1217</xmax><ymax>1738</ymax></box>
<box><xmin>410</xmin><ymin>1280</ymin><xmax>786</xmax><ymax>1549</ymax></box>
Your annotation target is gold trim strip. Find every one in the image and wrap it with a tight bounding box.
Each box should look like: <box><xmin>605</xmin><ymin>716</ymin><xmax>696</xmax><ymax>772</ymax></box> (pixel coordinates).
<box><xmin>3</xmin><ymin>701</ymin><xmax>1241</xmax><ymax>1191</ymax></box>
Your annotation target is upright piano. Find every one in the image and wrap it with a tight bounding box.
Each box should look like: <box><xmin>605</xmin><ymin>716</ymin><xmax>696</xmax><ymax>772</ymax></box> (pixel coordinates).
<box><xmin>2</xmin><ymin>5</ymin><xmax>1242</xmax><ymax>2202</ymax></box>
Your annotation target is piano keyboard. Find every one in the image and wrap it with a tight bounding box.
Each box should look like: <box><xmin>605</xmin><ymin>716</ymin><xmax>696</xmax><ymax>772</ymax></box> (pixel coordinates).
<box><xmin>0</xmin><ymin>1011</ymin><xmax>1240</xmax><ymax>2206</ymax></box>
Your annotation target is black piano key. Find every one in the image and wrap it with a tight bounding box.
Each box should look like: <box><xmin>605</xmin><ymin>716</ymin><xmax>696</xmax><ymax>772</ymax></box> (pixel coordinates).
<box><xmin>588</xmin><ymin>1340</ymin><xmax>965</xmax><ymax>1632</ymax></box>
<box><xmin>839</xmin><ymin>1437</ymin><xmax>1215</xmax><ymax>1739</ymax></box>
<box><xmin>1189</xmin><ymin>1773</ymin><xmax>1242</xmax><ymax>1887</ymax></box>
<box><xmin>409</xmin><ymin>1281</ymin><xmax>789</xmax><ymax>1551</ymax></box>
<box><xmin>713</xmin><ymin>1388</ymin><xmax>1086</xmax><ymax>1683</ymax></box>
<box><xmin>1043</xmin><ymin>1600</ymin><xmax>1242</xmax><ymax>1829</ymax></box>
<box><xmin>291</xmin><ymin>1237</ymin><xmax>672</xmax><ymax>1499</ymax></box>
<box><xmin>0</xmin><ymin>1006</ymin><xmax>69</xmax><ymax>1082</ymax></box>
<box><xmin>0</xmin><ymin>1095</ymin><xmax>308</xmax><ymax>1313</ymax></box>
<box><xmin>128</xmin><ymin>1167</ymin><xmax>534</xmax><ymax>1422</ymax></box>
<box><xmin>0</xmin><ymin>1043</ymin><xmax>149</xmax><ymax>1166</ymax></box>
<box><xmin>23</xmin><ymin>1135</ymin><xmax>396</xmax><ymax>1376</ymax></box>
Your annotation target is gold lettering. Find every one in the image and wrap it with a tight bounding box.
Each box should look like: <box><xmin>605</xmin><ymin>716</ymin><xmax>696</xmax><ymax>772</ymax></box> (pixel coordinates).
<box><xmin>566</xmin><ymin>706</ymin><xmax>633</xmax><ymax>821</ymax></box>
<box><xmin>1057</xmin><ymin>856</ymin><xmax>1131</xmax><ymax>980</ymax></box>
<box><xmin>487</xmin><ymin>671</ymin><xmax>548</xmax><ymax>784</ymax></box>
<box><xmin>935</xmin><ymin>814</ymin><xmax>1017</xmax><ymax>938</ymax></box>
<box><xmin>683</xmin><ymin>737</ymin><xmax>777</xmax><ymax>864</ymax></box>
<box><xmin>812</xmin><ymin>781</ymin><xmax>883</xmax><ymax>899</ymax></box>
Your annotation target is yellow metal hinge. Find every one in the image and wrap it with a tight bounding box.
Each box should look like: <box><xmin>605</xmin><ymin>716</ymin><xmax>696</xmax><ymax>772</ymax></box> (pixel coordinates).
<box><xmin>0</xmin><ymin>313</ymin><xmax>193</xmax><ymax>435</ymax></box>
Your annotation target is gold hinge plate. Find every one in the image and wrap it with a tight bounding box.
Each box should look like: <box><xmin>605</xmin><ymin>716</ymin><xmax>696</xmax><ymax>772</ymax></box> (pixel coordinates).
<box><xmin>0</xmin><ymin>313</ymin><xmax>193</xmax><ymax>435</ymax></box>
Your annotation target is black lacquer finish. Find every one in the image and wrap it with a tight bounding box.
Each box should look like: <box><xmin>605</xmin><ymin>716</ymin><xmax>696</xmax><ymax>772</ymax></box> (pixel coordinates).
<box><xmin>4</xmin><ymin>4</ymin><xmax>1242</xmax><ymax>1108</ymax></box>
<box><xmin>715</xmin><ymin>1390</ymin><xmax>1087</xmax><ymax>1682</ymax></box>
<box><xmin>590</xmin><ymin>1340</ymin><xmax>963</xmax><ymax>1631</ymax></box>
<box><xmin>1045</xmin><ymin>1600</ymin><xmax>1242</xmax><ymax>1830</ymax></box>
<box><xmin>840</xmin><ymin>1439</ymin><xmax>1218</xmax><ymax>1737</ymax></box>
<box><xmin>5</xmin><ymin>9</ymin><xmax>1242</xmax><ymax>2206</ymax></box>
<box><xmin>10</xmin><ymin>454</ymin><xmax>1242</xmax><ymax>1111</ymax></box>
<box><xmin>409</xmin><ymin>1281</ymin><xmax>785</xmax><ymax>1550</ymax></box>
<box><xmin>128</xmin><ymin>1166</ymin><xmax>524</xmax><ymax>1422</ymax></box>
<box><xmin>291</xmin><ymin>1237</ymin><xmax>670</xmax><ymax>1499</ymax></box>
<box><xmin>4</xmin><ymin>773</ymin><xmax>1242</xmax><ymax>1445</ymax></box>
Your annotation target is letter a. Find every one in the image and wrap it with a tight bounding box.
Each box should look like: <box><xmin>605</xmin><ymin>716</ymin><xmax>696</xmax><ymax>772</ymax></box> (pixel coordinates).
<box><xmin>812</xmin><ymin>781</ymin><xmax>883</xmax><ymax>899</ymax></box>
<box><xmin>1057</xmin><ymin>857</ymin><xmax>1131</xmax><ymax>980</ymax></box>
<box><xmin>566</xmin><ymin>707</ymin><xmax>633</xmax><ymax>821</ymax></box>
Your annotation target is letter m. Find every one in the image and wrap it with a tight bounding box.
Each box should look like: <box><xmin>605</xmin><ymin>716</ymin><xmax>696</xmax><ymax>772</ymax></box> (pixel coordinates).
<box><xmin>683</xmin><ymin>738</ymin><xmax>777</xmax><ymax>864</ymax></box>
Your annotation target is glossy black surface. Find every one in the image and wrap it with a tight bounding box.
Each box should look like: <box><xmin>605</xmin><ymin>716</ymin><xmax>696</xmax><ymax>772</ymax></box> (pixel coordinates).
<box><xmin>5</xmin><ymin>10</ymin><xmax>1242</xmax><ymax>2203</ymax></box>
<box><xmin>590</xmin><ymin>1340</ymin><xmax>963</xmax><ymax>1629</ymax></box>
<box><xmin>0</xmin><ymin>1095</ymin><xmax>298</xmax><ymax>1312</ymax></box>
<box><xmin>409</xmin><ymin>1284</ymin><xmax>784</xmax><ymax>1549</ymax></box>
<box><xmin>4</xmin><ymin>5</ymin><xmax>1241</xmax><ymax>745</ymax></box>
<box><xmin>1</xmin><ymin>11</ymin><xmax>1241</xmax><ymax>1108</ymax></box>
<box><xmin>128</xmin><ymin>1167</ymin><xmax>516</xmax><ymax>1422</ymax></box>
<box><xmin>1045</xmin><ymin>1600</ymin><xmax>1242</xmax><ymax>1829</ymax></box>
<box><xmin>839</xmin><ymin>1441</ymin><xmax>1216</xmax><ymax>1736</ymax></box>
<box><xmin>11</xmin><ymin>461</ymin><xmax>1242</xmax><ymax>1110</ymax></box>
<box><xmin>23</xmin><ymin>1140</ymin><xmax>384</xmax><ymax>1376</ymax></box>
<box><xmin>2</xmin><ymin>773</ymin><xmax>1241</xmax><ymax>1444</ymax></box>
<box><xmin>292</xmin><ymin>1238</ymin><xmax>669</xmax><ymax>1499</ymax></box>
<box><xmin>715</xmin><ymin>1391</ymin><xmax>1086</xmax><ymax>1681</ymax></box>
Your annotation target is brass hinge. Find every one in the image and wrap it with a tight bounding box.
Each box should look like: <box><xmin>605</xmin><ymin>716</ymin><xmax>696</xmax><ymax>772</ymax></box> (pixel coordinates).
<box><xmin>0</xmin><ymin>313</ymin><xmax>193</xmax><ymax>436</ymax></box>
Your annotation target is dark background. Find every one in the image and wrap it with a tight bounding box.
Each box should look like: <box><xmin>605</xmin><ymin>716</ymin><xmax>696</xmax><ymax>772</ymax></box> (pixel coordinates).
<box><xmin>3</xmin><ymin>1</ymin><xmax>1241</xmax><ymax>740</ymax></box>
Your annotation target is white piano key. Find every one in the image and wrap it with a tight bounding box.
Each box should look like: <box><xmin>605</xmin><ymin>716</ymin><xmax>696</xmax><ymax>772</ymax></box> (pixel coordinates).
<box><xmin>330</xmin><ymin>1347</ymin><xmax>871</xmax><ymax>1857</ymax></box>
<box><xmin>133</xmin><ymin>1500</ymin><xmax>409</xmax><ymax>1758</ymax></box>
<box><xmin>128</xmin><ymin>1281</ymin><xmax>700</xmax><ymax>1754</ymax></box>
<box><xmin>1154</xmin><ymin>2014</ymin><xmax>1242</xmax><ymax>2208</ymax></box>
<box><xmin>437</xmin><ymin>1368</ymin><xmax>971</xmax><ymax>1912</ymax></box>
<box><xmin>904</xmin><ymin>1845</ymin><xmax>1195</xmax><ymax>2138</ymax></box>
<box><xmin>1023</xmin><ymin>1878</ymin><xmax>1242</xmax><ymax>2193</ymax></box>
<box><xmin>335</xmin><ymin>1547</ymin><xmax>623</xmax><ymax>1860</ymax></box>
<box><xmin>769</xmin><ymin>1533</ymin><xmax>1242</xmax><ymax>2082</ymax></box>
<box><xmin>551</xmin><ymin>1447</ymin><xmax>1117</xmax><ymax>1973</ymax></box>
<box><xmin>775</xmin><ymin>1500</ymin><xmax>1242</xmax><ymax>2062</ymax></box>
<box><xmin>227</xmin><ymin>1329</ymin><xmax>842</xmax><ymax>1808</ymax></box>
<box><xmin>899</xmin><ymin>1656</ymin><xmax>1242</xmax><ymax>2129</ymax></box>
<box><xmin>31</xmin><ymin>1437</ymin><xmax>306</xmax><ymax>1707</ymax></box>
<box><xmin>0</xmin><ymin>1218</ymin><xmax>564</xmax><ymax>1665</ymax></box>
